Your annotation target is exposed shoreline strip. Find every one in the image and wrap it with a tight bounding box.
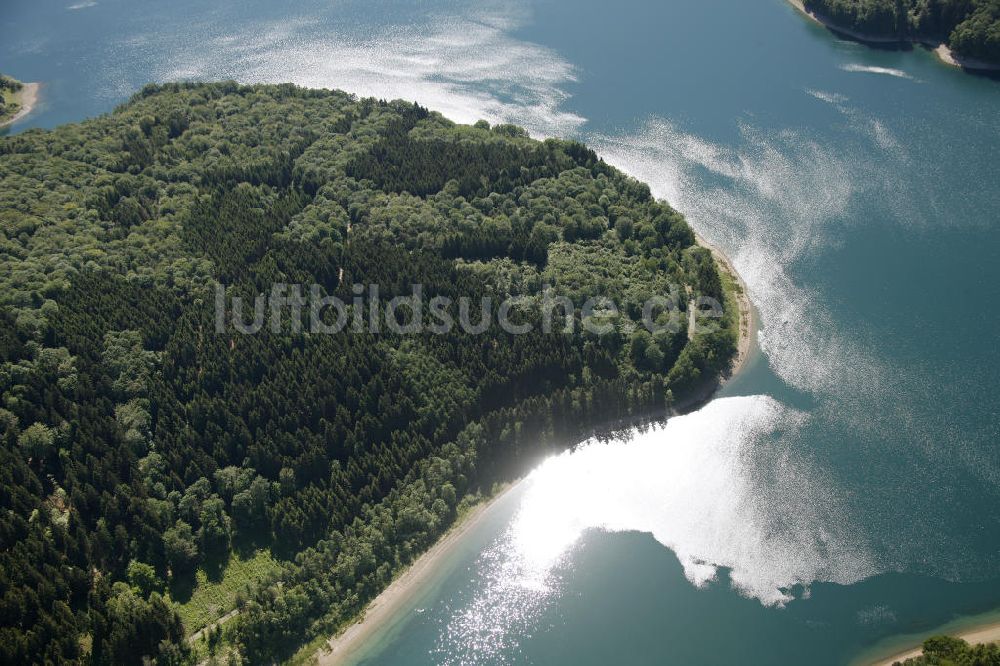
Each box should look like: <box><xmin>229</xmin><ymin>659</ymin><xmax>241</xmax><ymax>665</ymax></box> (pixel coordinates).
<box><xmin>865</xmin><ymin>616</ymin><xmax>1000</xmax><ymax>665</ymax></box>
<box><xmin>314</xmin><ymin>238</ymin><xmax>758</xmax><ymax>665</ymax></box>
<box><xmin>696</xmin><ymin>232</ymin><xmax>755</xmax><ymax>382</ymax></box>
<box><xmin>784</xmin><ymin>0</ymin><xmax>1000</xmax><ymax>72</ymax></box>
<box><xmin>0</xmin><ymin>82</ymin><xmax>41</xmax><ymax>129</ymax></box>
<box><xmin>315</xmin><ymin>483</ymin><xmax>520</xmax><ymax>665</ymax></box>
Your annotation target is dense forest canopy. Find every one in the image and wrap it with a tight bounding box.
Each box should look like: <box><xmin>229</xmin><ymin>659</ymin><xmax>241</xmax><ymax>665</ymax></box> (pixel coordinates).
<box><xmin>803</xmin><ymin>0</ymin><xmax>1000</xmax><ymax>63</ymax></box>
<box><xmin>0</xmin><ymin>82</ymin><xmax>736</xmax><ymax>664</ymax></box>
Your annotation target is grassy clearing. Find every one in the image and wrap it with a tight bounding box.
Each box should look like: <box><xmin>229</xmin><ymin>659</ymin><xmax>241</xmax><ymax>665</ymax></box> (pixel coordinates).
<box><xmin>171</xmin><ymin>548</ymin><xmax>283</xmax><ymax>635</ymax></box>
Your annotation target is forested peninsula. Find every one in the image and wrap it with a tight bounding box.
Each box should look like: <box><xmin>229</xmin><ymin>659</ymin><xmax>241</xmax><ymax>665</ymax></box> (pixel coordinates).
<box><xmin>797</xmin><ymin>0</ymin><xmax>1000</xmax><ymax>68</ymax></box>
<box><xmin>0</xmin><ymin>82</ymin><xmax>738</xmax><ymax>664</ymax></box>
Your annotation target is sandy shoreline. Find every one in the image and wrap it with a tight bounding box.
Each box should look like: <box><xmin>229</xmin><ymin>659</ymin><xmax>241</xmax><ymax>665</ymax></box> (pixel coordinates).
<box><xmin>0</xmin><ymin>82</ymin><xmax>41</xmax><ymax>129</ymax></box>
<box><xmin>313</xmin><ymin>239</ymin><xmax>757</xmax><ymax>665</ymax></box>
<box><xmin>666</xmin><ymin>233</ymin><xmax>757</xmax><ymax>415</ymax></box>
<box><xmin>315</xmin><ymin>483</ymin><xmax>520</xmax><ymax>665</ymax></box>
<box><xmin>865</xmin><ymin>617</ymin><xmax>1000</xmax><ymax>665</ymax></box>
<box><xmin>930</xmin><ymin>43</ymin><xmax>1000</xmax><ymax>72</ymax></box>
<box><xmin>785</xmin><ymin>0</ymin><xmax>1000</xmax><ymax>72</ymax></box>
<box><xmin>696</xmin><ymin>232</ymin><xmax>756</xmax><ymax>381</ymax></box>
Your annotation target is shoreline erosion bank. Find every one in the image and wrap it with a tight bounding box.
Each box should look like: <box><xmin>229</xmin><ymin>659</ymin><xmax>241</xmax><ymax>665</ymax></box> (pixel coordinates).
<box><xmin>0</xmin><ymin>82</ymin><xmax>41</xmax><ymax>129</ymax></box>
<box><xmin>785</xmin><ymin>0</ymin><xmax>1000</xmax><ymax>72</ymax></box>
<box><xmin>313</xmin><ymin>234</ymin><xmax>758</xmax><ymax>665</ymax></box>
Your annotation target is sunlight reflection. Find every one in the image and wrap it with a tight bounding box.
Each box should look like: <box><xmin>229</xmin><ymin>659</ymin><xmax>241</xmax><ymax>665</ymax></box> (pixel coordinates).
<box><xmin>434</xmin><ymin>395</ymin><xmax>874</xmax><ymax>664</ymax></box>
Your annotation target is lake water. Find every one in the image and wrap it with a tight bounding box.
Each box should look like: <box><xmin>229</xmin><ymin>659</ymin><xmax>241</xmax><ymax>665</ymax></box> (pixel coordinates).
<box><xmin>4</xmin><ymin>0</ymin><xmax>1000</xmax><ymax>664</ymax></box>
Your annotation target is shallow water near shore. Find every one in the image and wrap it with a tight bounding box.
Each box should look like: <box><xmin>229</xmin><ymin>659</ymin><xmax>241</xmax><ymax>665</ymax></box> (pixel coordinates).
<box><xmin>4</xmin><ymin>0</ymin><xmax>1000</xmax><ymax>663</ymax></box>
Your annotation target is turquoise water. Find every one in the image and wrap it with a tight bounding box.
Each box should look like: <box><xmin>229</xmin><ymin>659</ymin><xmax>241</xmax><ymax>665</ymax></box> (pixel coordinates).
<box><xmin>4</xmin><ymin>0</ymin><xmax>1000</xmax><ymax>664</ymax></box>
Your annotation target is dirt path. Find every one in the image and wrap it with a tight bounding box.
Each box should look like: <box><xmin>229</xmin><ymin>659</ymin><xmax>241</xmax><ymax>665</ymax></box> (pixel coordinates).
<box><xmin>188</xmin><ymin>608</ymin><xmax>239</xmax><ymax>645</ymax></box>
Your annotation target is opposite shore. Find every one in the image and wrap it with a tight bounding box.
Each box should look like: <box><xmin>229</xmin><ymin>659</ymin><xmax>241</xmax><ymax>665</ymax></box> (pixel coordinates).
<box><xmin>785</xmin><ymin>0</ymin><xmax>1000</xmax><ymax>72</ymax></box>
<box><xmin>0</xmin><ymin>82</ymin><xmax>41</xmax><ymax>129</ymax></box>
<box><xmin>312</xmin><ymin>235</ymin><xmax>758</xmax><ymax>665</ymax></box>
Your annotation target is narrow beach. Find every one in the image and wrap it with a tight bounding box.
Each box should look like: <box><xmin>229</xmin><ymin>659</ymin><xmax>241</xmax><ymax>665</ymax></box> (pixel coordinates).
<box><xmin>696</xmin><ymin>232</ymin><xmax>755</xmax><ymax>381</ymax></box>
<box><xmin>0</xmin><ymin>82</ymin><xmax>40</xmax><ymax>128</ymax></box>
<box><xmin>316</xmin><ymin>483</ymin><xmax>521</xmax><ymax>665</ymax></box>
<box><xmin>865</xmin><ymin>617</ymin><xmax>1000</xmax><ymax>665</ymax></box>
